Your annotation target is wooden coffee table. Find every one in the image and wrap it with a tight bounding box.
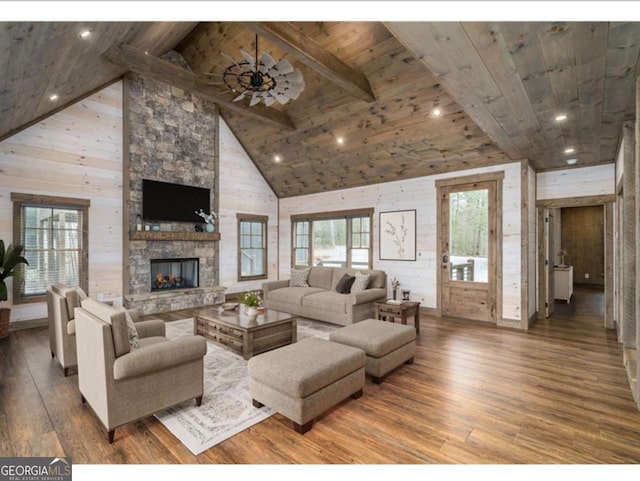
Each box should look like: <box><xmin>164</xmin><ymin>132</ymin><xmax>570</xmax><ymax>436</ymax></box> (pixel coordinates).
<box><xmin>374</xmin><ymin>300</ymin><xmax>421</xmax><ymax>334</ymax></box>
<box><xmin>194</xmin><ymin>306</ymin><xmax>297</xmax><ymax>360</ymax></box>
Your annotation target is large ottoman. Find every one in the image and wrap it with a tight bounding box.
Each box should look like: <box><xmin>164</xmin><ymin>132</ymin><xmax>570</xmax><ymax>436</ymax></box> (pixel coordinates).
<box><xmin>248</xmin><ymin>337</ymin><xmax>366</xmax><ymax>434</ymax></box>
<box><xmin>329</xmin><ymin>318</ymin><xmax>416</xmax><ymax>384</ymax></box>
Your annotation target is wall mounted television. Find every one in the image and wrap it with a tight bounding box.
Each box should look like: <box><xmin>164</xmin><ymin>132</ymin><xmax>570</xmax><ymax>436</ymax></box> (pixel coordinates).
<box><xmin>142</xmin><ymin>179</ymin><xmax>211</xmax><ymax>223</ymax></box>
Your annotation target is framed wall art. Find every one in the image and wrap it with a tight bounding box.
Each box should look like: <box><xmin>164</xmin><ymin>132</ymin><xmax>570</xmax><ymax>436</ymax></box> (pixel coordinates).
<box><xmin>379</xmin><ymin>209</ymin><xmax>416</xmax><ymax>261</ymax></box>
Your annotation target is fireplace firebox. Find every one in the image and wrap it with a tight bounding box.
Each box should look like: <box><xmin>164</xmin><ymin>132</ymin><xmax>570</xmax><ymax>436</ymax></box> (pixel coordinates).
<box><xmin>150</xmin><ymin>258</ymin><xmax>199</xmax><ymax>291</ymax></box>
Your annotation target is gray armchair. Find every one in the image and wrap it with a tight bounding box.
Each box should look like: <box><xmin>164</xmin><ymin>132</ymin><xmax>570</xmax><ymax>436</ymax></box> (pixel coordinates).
<box><xmin>47</xmin><ymin>285</ymin><xmax>81</xmax><ymax>376</ymax></box>
<box><xmin>74</xmin><ymin>298</ymin><xmax>207</xmax><ymax>443</ymax></box>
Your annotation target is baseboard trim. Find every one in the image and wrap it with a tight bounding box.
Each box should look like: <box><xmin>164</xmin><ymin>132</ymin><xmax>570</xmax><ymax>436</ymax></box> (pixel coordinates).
<box><xmin>10</xmin><ymin>317</ymin><xmax>48</xmax><ymax>331</ymax></box>
<box><xmin>497</xmin><ymin>317</ymin><xmax>525</xmax><ymax>330</ymax></box>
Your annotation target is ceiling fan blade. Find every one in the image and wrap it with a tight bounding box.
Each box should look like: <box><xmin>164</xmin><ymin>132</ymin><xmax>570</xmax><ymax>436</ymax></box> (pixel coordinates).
<box><xmin>285</xmin><ymin>69</ymin><xmax>304</xmax><ymax>83</ymax></box>
<box><xmin>233</xmin><ymin>92</ymin><xmax>246</xmax><ymax>102</ymax></box>
<box><xmin>249</xmin><ymin>92</ymin><xmax>262</xmax><ymax>106</ymax></box>
<box><xmin>271</xmin><ymin>58</ymin><xmax>294</xmax><ymax>75</ymax></box>
<box><xmin>240</xmin><ymin>50</ymin><xmax>255</xmax><ymax>67</ymax></box>
<box><xmin>275</xmin><ymin>93</ymin><xmax>290</xmax><ymax>105</ymax></box>
<box><xmin>260</xmin><ymin>52</ymin><xmax>276</xmax><ymax>71</ymax></box>
<box><xmin>264</xmin><ymin>95</ymin><xmax>276</xmax><ymax>107</ymax></box>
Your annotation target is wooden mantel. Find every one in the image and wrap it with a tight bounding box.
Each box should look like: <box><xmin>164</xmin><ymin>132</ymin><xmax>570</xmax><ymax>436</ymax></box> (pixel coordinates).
<box><xmin>130</xmin><ymin>231</ymin><xmax>221</xmax><ymax>241</ymax></box>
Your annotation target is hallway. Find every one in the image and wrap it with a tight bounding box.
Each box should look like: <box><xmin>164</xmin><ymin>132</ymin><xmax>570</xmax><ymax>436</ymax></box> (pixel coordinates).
<box><xmin>550</xmin><ymin>284</ymin><xmax>606</xmax><ymax>326</ymax></box>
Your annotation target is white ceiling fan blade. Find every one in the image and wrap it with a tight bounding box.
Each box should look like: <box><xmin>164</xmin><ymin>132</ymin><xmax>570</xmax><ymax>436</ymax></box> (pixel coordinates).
<box><xmin>264</xmin><ymin>95</ymin><xmax>276</xmax><ymax>107</ymax></box>
<box><xmin>259</xmin><ymin>52</ymin><xmax>276</xmax><ymax>72</ymax></box>
<box><xmin>249</xmin><ymin>92</ymin><xmax>262</xmax><ymax>106</ymax></box>
<box><xmin>271</xmin><ymin>58</ymin><xmax>294</xmax><ymax>75</ymax></box>
<box><xmin>285</xmin><ymin>69</ymin><xmax>304</xmax><ymax>84</ymax></box>
<box><xmin>275</xmin><ymin>93</ymin><xmax>290</xmax><ymax>105</ymax></box>
<box><xmin>281</xmin><ymin>79</ymin><xmax>305</xmax><ymax>90</ymax></box>
<box><xmin>233</xmin><ymin>92</ymin><xmax>246</xmax><ymax>102</ymax></box>
<box><xmin>240</xmin><ymin>49</ymin><xmax>255</xmax><ymax>67</ymax></box>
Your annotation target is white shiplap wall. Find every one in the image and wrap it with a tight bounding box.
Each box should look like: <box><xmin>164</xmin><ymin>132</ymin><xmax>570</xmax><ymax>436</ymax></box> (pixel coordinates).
<box><xmin>537</xmin><ymin>164</ymin><xmax>616</xmax><ymax>200</ymax></box>
<box><xmin>279</xmin><ymin>162</ymin><xmax>523</xmax><ymax>322</ymax></box>
<box><xmin>0</xmin><ymin>82</ymin><xmax>124</xmax><ymax>324</ymax></box>
<box><xmin>218</xmin><ymin>118</ymin><xmax>279</xmax><ymax>295</ymax></box>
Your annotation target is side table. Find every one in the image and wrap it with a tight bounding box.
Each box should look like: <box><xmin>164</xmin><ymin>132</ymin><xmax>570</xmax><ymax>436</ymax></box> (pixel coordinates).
<box><xmin>374</xmin><ymin>301</ymin><xmax>420</xmax><ymax>335</ymax></box>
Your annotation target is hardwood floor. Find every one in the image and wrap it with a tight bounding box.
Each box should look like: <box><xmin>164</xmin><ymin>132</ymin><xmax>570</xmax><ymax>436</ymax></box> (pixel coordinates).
<box><xmin>1</xmin><ymin>293</ymin><xmax>640</xmax><ymax>465</ymax></box>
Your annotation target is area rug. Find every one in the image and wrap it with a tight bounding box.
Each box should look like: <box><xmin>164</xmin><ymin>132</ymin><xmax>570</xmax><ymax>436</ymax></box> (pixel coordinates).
<box><xmin>154</xmin><ymin>317</ymin><xmax>337</xmax><ymax>455</ymax></box>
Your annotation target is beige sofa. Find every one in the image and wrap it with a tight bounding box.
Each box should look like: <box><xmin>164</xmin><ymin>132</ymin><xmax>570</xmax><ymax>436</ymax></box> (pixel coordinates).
<box><xmin>74</xmin><ymin>298</ymin><xmax>207</xmax><ymax>443</ymax></box>
<box><xmin>262</xmin><ymin>266</ymin><xmax>387</xmax><ymax>325</ymax></box>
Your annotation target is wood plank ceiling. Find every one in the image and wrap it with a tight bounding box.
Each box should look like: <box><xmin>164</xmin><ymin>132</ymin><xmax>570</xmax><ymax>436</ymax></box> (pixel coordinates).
<box><xmin>177</xmin><ymin>22</ymin><xmax>511</xmax><ymax>197</ymax></box>
<box><xmin>0</xmin><ymin>22</ymin><xmax>197</xmax><ymax>142</ymax></box>
<box><xmin>2</xmin><ymin>21</ymin><xmax>640</xmax><ymax>198</ymax></box>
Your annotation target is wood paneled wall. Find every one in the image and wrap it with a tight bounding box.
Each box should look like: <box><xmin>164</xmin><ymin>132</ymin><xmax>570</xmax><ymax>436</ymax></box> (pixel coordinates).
<box><xmin>218</xmin><ymin>119</ymin><xmax>279</xmax><ymax>294</ymax></box>
<box><xmin>278</xmin><ymin>162</ymin><xmax>524</xmax><ymax>324</ymax></box>
<box><xmin>561</xmin><ymin>206</ymin><xmax>605</xmax><ymax>287</ymax></box>
<box><xmin>537</xmin><ymin>164</ymin><xmax>615</xmax><ymax>200</ymax></box>
<box><xmin>0</xmin><ymin>82</ymin><xmax>124</xmax><ymax>324</ymax></box>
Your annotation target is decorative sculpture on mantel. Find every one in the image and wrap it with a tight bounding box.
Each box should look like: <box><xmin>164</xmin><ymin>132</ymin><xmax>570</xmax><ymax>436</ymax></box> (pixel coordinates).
<box><xmin>195</xmin><ymin>209</ymin><xmax>218</xmax><ymax>233</ymax></box>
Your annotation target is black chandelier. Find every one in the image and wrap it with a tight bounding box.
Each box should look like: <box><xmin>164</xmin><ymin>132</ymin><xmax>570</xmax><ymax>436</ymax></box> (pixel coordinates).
<box><xmin>221</xmin><ymin>35</ymin><xmax>305</xmax><ymax>107</ymax></box>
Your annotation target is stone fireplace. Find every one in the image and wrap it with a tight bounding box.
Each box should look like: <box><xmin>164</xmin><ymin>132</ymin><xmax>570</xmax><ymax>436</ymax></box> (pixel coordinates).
<box><xmin>150</xmin><ymin>257</ymin><xmax>199</xmax><ymax>291</ymax></box>
<box><xmin>123</xmin><ymin>57</ymin><xmax>225</xmax><ymax>315</ymax></box>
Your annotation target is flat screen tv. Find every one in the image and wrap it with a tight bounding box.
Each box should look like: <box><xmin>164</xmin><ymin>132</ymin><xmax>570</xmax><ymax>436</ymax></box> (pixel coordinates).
<box><xmin>142</xmin><ymin>179</ymin><xmax>211</xmax><ymax>223</ymax></box>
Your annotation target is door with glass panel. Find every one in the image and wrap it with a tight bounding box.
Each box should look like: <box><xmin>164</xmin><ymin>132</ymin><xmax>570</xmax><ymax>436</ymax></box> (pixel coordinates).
<box><xmin>438</xmin><ymin>176</ymin><xmax>500</xmax><ymax>323</ymax></box>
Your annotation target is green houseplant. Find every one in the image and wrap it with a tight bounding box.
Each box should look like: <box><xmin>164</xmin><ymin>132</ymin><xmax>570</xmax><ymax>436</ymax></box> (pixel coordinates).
<box><xmin>0</xmin><ymin>241</ymin><xmax>29</xmax><ymax>339</ymax></box>
<box><xmin>240</xmin><ymin>291</ymin><xmax>261</xmax><ymax>320</ymax></box>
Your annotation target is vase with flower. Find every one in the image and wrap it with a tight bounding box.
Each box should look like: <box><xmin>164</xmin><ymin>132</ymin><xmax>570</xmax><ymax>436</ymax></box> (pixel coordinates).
<box><xmin>390</xmin><ymin>277</ymin><xmax>400</xmax><ymax>300</ymax></box>
<box><xmin>557</xmin><ymin>248</ymin><xmax>568</xmax><ymax>267</ymax></box>
<box><xmin>241</xmin><ymin>291</ymin><xmax>261</xmax><ymax>321</ymax></box>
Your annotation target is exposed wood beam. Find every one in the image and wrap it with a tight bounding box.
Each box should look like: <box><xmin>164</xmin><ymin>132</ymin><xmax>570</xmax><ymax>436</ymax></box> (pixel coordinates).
<box><xmin>104</xmin><ymin>44</ymin><xmax>296</xmax><ymax>131</ymax></box>
<box><xmin>245</xmin><ymin>22</ymin><xmax>377</xmax><ymax>103</ymax></box>
<box><xmin>384</xmin><ymin>21</ymin><xmax>523</xmax><ymax>160</ymax></box>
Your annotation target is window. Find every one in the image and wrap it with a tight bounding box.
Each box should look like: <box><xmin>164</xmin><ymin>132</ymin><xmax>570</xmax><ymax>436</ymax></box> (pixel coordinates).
<box><xmin>292</xmin><ymin>209</ymin><xmax>373</xmax><ymax>269</ymax></box>
<box><xmin>12</xmin><ymin>193</ymin><xmax>90</xmax><ymax>304</ymax></box>
<box><xmin>237</xmin><ymin>214</ymin><xmax>268</xmax><ymax>281</ymax></box>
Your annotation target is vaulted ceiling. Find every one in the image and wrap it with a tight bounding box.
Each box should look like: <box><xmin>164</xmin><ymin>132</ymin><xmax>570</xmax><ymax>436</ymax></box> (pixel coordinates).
<box><xmin>2</xmin><ymin>21</ymin><xmax>639</xmax><ymax>198</ymax></box>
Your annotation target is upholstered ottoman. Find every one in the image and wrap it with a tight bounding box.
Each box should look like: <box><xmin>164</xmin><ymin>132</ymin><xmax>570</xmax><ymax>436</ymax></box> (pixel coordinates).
<box><xmin>329</xmin><ymin>318</ymin><xmax>416</xmax><ymax>384</ymax></box>
<box><xmin>248</xmin><ymin>337</ymin><xmax>366</xmax><ymax>434</ymax></box>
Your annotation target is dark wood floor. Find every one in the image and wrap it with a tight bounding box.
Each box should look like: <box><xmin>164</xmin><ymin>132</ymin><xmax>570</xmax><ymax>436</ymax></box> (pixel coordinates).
<box><xmin>1</xmin><ymin>286</ymin><xmax>639</xmax><ymax>465</ymax></box>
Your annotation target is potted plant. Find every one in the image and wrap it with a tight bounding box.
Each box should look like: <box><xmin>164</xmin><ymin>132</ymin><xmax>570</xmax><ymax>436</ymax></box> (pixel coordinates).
<box><xmin>240</xmin><ymin>291</ymin><xmax>261</xmax><ymax>319</ymax></box>
<box><xmin>0</xmin><ymin>241</ymin><xmax>29</xmax><ymax>339</ymax></box>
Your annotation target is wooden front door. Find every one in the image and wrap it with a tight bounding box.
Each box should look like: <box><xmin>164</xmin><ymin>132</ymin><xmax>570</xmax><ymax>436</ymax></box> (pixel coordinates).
<box><xmin>437</xmin><ymin>175</ymin><xmax>501</xmax><ymax>323</ymax></box>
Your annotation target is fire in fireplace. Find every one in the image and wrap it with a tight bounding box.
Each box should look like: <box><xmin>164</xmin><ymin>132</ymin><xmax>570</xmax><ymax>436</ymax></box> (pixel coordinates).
<box><xmin>150</xmin><ymin>258</ymin><xmax>199</xmax><ymax>291</ymax></box>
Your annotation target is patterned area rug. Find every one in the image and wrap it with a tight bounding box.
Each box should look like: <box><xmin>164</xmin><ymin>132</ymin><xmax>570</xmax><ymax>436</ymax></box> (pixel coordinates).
<box><xmin>154</xmin><ymin>317</ymin><xmax>337</xmax><ymax>455</ymax></box>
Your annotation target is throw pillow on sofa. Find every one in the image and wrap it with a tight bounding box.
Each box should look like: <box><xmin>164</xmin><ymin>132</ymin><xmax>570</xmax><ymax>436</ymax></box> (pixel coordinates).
<box><xmin>350</xmin><ymin>271</ymin><xmax>371</xmax><ymax>293</ymax></box>
<box><xmin>124</xmin><ymin>311</ymin><xmax>141</xmax><ymax>349</ymax></box>
<box><xmin>335</xmin><ymin>274</ymin><xmax>356</xmax><ymax>294</ymax></box>
<box><xmin>290</xmin><ymin>267</ymin><xmax>311</xmax><ymax>287</ymax></box>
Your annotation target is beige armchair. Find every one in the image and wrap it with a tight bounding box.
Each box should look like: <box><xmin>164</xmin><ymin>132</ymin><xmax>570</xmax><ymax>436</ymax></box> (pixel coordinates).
<box><xmin>74</xmin><ymin>298</ymin><xmax>207</xmax><ymax>443</ymax></box>
<box><xmin>47</xmin><ymin>285</ymin><xmax>82</xmax><ymax>376</ymax></box>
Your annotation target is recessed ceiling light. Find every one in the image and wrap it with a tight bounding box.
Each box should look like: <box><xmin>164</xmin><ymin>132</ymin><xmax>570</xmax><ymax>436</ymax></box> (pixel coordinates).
<box><xmin>555</xmin><ymin>114</ymin><xmax>567</xmax><ymax>122</ymax></box>
<box><xmin>564</xmin><ymin>147</ymin><xmax>575</xmax><ymax>154</ymax></box>
<box><xmin>78</xmin><ymin>29</ymin><xmax>92</xmax><ymax>39</ymax></box>
<box><xmin>49</xmin><ymin>94</ymin><xmax>59</xmax><ymax>101</ymax></box>
<box><xmin>274</xmin><ymin>155</ymin><xmax>281</xmax><ymax>163</ymax></box>
<box><xmin>432</xmin><ymin>108</ymin><xmax>442</xmax><ymax>117</ymax></box>
<box><xmin>566</xmin><ymin>158</ymin><xmax>578</xmax><ymax>165</ymax></box>
<box><xmin>336</xmin><ymin>137</ymin><xmax>345</xmax><ymax>145</ymax></box>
